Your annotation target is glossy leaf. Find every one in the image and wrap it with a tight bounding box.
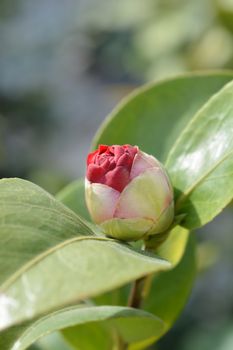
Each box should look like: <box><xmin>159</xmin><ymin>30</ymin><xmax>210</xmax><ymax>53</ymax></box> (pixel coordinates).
<box><xmin>156</xmin><ymin>225</ymin><xmax>190</xmax><ymax>266</ymax></box>
<box><xmin>63</xmin><ymin>306</ymin><xmax>164</xmax><ymax>350</ymax></box>
<box><xmin>0</xmin><ymin>178</ymin><xmax>93</xmax><ymax>288</ymax></box>
<box><xmin>92</xmin><ymin>72</ymin><xmax>233</xmax><ymax>162</ymax></box>
<box><xmin>1</xmin><ymin>306</ymin><xmax>164</xmax><ymax>350</ymax></box>
<box><xmin>34</xmin><ymin>332</ymin><xmax>73</xmax><ymax>350</ymax></box>
<box><xmin>0</xmin><ymin>178</ymin><xmax>170</xmax><ymax>331</ymax></box>
<box><xmin>166</xmin><ymin>79</ymin><xmax>233</xmax><ymax>229</ymax></box>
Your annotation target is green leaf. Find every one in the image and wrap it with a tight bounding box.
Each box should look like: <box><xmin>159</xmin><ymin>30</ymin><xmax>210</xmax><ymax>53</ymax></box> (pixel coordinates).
<box><xmin>1</xmin><ymin>306</ymin><xmax>164</xmax><ymax>350</ymax></box>
<box><xmin>155</xmin><ymin>225</ymin><xmax>190</xmax><ymax>267</ymax></box>
<box><xmin>0</xmin><ymin>326</ymin><xmax>73</xmax><ymax>350</ymax></box>
<box><xmin>92</xmin><ymin>72</ymin><xmax>233</xmax><ymax>162</ymax></box>
<box><xmin>0</xmin><ymin>178</ymin><xmax>170</xmax><ymax>331</ymax></box>
<box><xmin>35</xmin><ymin>332</ymin><xmax>73</xmax><ymax>350</ymax></box>
<box><xmin>166</xmin><ymin>79</ymin><xmax>233</xmax><ymax>229</ymax></box>
<box><xmin>0</xmin><ymin>178</ymin><xmax>94</xmax><ymax>287</ymax></box>
<box><xmin>63</xmin><ymin>306</ymin><xmax>164</xmax><ymax>350</ymax></box>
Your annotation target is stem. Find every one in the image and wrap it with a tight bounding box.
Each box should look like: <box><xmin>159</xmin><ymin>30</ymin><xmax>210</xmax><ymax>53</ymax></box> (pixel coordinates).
<box><xmin>118</xmin><ymin>245</ymin><xmax>156</xmax><ymax>348</ymax></box>
<box><xmin>128</xmin><ymin>276</ymin><xmax>146</xmax><ymax>308</ymax></box>
<box><xmin>127</xmin><ymin>273</ymin><xmax>154</xmax><ymax>309</ymax></box>
<box><xmin>128</xmin><ymin>243</ymin><xmax>155</xmax><ymax>309</ymax></box>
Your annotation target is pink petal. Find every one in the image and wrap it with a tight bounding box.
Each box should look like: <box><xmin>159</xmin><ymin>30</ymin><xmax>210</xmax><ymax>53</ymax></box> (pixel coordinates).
<box><xmin>130</xmin><ymin>151</ymin><xmax>160</xmax><ymax>179</ymax></box>
<box><xmin>114</xmin><ymin>168</ymin><xmax>172</xmax><ymax>220</ymax></box>
<box><xmin>117</xmin><ymin>153</ymin><xmax>131</xmax><ymax>167</ymax></box>
<box><xmin>85</xmin><ymin>179</ymin><xmax>120</xmax><ymax>223</ymax></box>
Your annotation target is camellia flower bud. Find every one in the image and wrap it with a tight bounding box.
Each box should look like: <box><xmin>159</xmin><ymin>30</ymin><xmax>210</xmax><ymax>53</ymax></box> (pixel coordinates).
<box><xmin>85</xmin><ymin>144</ymin><xmax>174</xmax><ymax>241</ymax></box>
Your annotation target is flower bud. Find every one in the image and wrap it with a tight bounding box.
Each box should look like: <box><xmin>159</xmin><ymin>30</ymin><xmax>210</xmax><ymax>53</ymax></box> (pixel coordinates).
<box><xmin>85</xmin><ymin>145</ymin><xmax>174</xmax><ymax>241</ymax></box>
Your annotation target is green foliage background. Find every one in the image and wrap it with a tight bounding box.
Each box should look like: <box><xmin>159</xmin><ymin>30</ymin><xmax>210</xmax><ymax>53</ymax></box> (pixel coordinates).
<box><xmin>0</xmin><ymin>72</ymin><xmax>232</xmax><ymax>350</ymax></box>
<box><xmin>0</xmin><ymin>1</ymin><xmax>233</xmax><ymax>350</ymax></box>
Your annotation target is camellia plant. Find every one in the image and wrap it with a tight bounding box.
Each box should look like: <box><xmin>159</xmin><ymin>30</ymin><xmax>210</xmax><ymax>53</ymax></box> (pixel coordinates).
<box><xmin>0</xmin><ymin>71</ymin><xmax>233</xmax><ymax>350</ymax></box>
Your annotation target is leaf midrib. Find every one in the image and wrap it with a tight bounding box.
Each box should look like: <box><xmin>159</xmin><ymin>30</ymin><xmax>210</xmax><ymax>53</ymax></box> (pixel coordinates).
<box><xmin>164</xmin><ymin>79</ymin><xmax>233</xmax><ymax>210</ymax></box>
<box><xmin>165</xmin><ymin>79</ymin><xmax>233</xmax><ymax>166</ymax></box>
<box><xmin>0</xmin><ymin>202</ymin><xmax>90</xmax><ymax>231</ymax></box>
<box><xmin>0</xmin><ymin>236</ymin><xmax>112</xmax><ymax>291</ymax></box>
<box><xmin>175</xmin><ymin>149</ymin><xmax>233</xmax><ymax>210</ymax></box>
<box><xmin>16</xmin><ymin>305</ymin><xmax>163</xmax><ymax>350</ymax></box>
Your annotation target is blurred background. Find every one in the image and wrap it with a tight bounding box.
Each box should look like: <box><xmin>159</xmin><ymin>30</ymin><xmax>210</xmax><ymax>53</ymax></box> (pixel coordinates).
<box><xmin>1</xmin><ymin>0</ymin><xmax>233</xmax><ymax>349</ymax></box>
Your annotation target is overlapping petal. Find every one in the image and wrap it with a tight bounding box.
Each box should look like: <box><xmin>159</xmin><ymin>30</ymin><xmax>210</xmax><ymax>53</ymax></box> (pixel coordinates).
<box><xmin>114</xmin><ymin>168</ymin><xmax>172</xmax><ymax>220</ymax></box>
<box><xmin>130</xmin><ymin>150</ymin><xmax>160</xmax><ymax>179</ymax></box>
<box><xmin>85</xmin><ymin>145</ymin><xmax>174</xmax><ymax>240</ymax></box>
<box><xmin>85</xmin><ymin>180</ymin><xmax>120</xmax><ymax>224</ymax></box>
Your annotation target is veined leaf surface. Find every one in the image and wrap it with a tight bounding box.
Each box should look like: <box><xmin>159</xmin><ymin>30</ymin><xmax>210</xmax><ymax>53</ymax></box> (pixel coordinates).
<box><xmin>166</xmin><ymin>80</ymin><xmax>233</xmax><ymax>229</ymax></box>
<box><xmin>0</xmin><ymin>179</ymin><xmax>170</xmax><ymax>331</ymax></box>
